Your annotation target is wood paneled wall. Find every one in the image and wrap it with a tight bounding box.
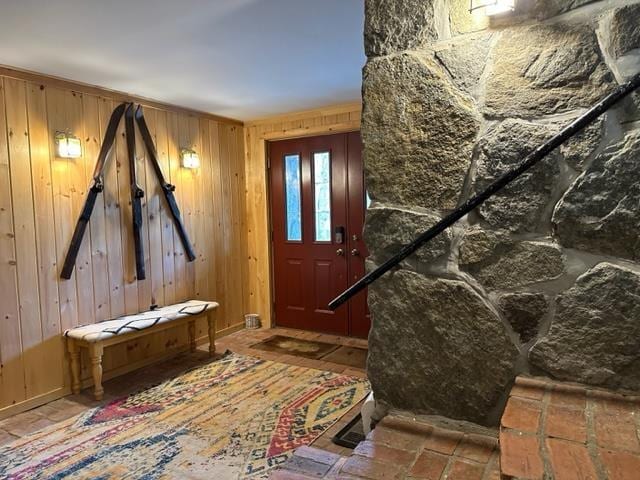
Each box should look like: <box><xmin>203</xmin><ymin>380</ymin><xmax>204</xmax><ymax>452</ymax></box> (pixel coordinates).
<box><xmin>0</xmin><ymin>70</ymin><xmax>248</xmax><ymax>418</ymax></box>
<box><xmin>244</xmin><ymin>103</ymin><xmax>361</xmax><ymax>328</ymax></box>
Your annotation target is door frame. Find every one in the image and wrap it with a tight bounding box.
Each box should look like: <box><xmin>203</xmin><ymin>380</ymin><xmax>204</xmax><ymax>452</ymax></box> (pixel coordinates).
<box><xmin>266</xmin><ymin>128</ymin><xmax>361</xmax><ymax>331</ymax></box>
<box><xmin>247</xmin><ymin>107</ymin><xmax>361</xmax><ymax>330</ymax></box>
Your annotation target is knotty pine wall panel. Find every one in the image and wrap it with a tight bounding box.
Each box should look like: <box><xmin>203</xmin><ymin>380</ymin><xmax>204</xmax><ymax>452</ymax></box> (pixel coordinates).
<box><xmin>0</xmin><ymin>72</ymin><xmax>248</xmax><ymax>417</ymax></box>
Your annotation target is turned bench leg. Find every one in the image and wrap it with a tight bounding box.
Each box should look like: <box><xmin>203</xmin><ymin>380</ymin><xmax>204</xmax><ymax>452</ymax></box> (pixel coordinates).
<box><xmin>89</xmin><ymin>343</ymin><xmax>104</xmax><ymax>401</ymax></box>
<box><xmin>67</xmin><ymin>339</ymin><xmax>81</xmax><ymax>395</ymax></box>
<box><xmin>188</xmin><ymin>320</ymin><xmax>196</xmax><ymax>353</ymax></box>
<box><xmin>207</xmin><ymin>312</ymin><xmax>216</xmax><ymax>357</ymax></box>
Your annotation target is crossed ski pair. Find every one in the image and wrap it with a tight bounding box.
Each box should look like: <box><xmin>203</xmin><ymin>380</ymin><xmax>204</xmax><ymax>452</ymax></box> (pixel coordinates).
<box><xmin>61</xmin><ymin>103</ymin><xmax>196</xmax><ymax>281</ymax></box>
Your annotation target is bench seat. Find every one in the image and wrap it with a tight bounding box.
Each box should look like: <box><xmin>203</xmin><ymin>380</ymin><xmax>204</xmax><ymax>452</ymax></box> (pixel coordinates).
<box><xmin>65</xmin><ymin>300</ymin><xmax>218</xmax><ymax>400</ymax></box>
<box><xmin>64</xmin><ymin>300</ymin><xmax>218</xmax><ymax>342</ymax></box>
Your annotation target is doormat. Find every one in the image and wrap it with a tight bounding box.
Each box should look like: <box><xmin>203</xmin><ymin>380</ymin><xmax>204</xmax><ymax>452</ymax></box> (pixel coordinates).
<box><xmin>0</xmin><ymin>352</ymin><xmax>370</xmax><ymax>479</ymax></box>
<box><xmin>322</xmin><ymin>346</ymin><xmax>368</xmax><ymax>369</ymax></box>
<box><xmin>332</xmin><ymin>413</ymin><xmax>366</xmax><ymax>449</ymax></box>
<box><xmin>250</xmin><ymin>335</ymin><xmax>340</xmax><ymax>359</ymax></box>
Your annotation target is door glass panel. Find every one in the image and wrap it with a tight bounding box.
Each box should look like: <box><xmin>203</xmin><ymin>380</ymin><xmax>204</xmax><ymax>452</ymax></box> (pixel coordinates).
<box><xmin>313</xmin><ymin>152</ymin><xmax>331</xmax><ymax>242</ymax></box>
<box><xmin>284</xmin><ymin>154</ymin><xmax>302</xmax><ymax>241</ymax></box>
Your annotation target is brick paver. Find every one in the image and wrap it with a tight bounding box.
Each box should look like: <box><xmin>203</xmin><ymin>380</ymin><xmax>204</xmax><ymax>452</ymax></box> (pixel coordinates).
<box><xmin>353</xmin><ymin>441</ymin><xmax>416</xmax><ymax>466</ymax></box>
<box><xmin>501</xmin><ymin>396</ymin><xmax>542</xmax><ymax>433</ymax></box>
<box><xmin>446</xmin><ymin>458</ymin><xmax>485</xmax><ymax>480</ymax></box>
<box><xmin>545</xmin><ymin>404</ymin><xmax>587</xmax><ymax>443</ymax></box>
<box><xmin>499</xmin><ymin>430</ymin><xmax>544</xmax><ymax>479</ymax></box>
<box><xmin>546</xmin><ymin>438</ymin><xmax>598</xmax><ymax>480</ymax></box>
<box><xmin>598</xmin><ymin>448</ymin><xmax>640</xmax><ymax>480</ymax></box>
<box><xmin>409</xmin><ymin>449</ymin><xmax>449</xmax><ymax>478</ymax></box>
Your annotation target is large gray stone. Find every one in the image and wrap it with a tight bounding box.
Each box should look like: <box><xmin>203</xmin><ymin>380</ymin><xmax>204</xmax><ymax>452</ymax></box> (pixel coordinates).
<box><xmin>485</xmin><ymin>24</ymin><xmax>613</xmax><ymax>118</ymax></box>
<box><xmin>460</xmin><ymin>227</ymin><xmax>565</xmax><ymax>290</ymax></box>
<box><xmin>362</xmin><ymin>52</ymin><xmax>480</xmax><ymax>210</ymax></box>
<box><xmin>498</xmin><ymin>293</ymin><xmax>549</xmax><ymax>344</ymax></box>
<box><xmin>476</xmin><ymin>119</ymin><xmax>560</xmax><ymax>233</ymax></box>
<box><xmin>530</xmin><ymin>263</ymin><xmax>640</xmax><ymax>391</ymax></box>
<box><xmin>560</xmin><ymin>117</ymin><xmax>605</xmax><ymax>172</ymax></box>
<box><xmin>530</xmin><ymin>0</ymin><xmax>599</xmax><ymax>20</ymax></box>
<box><xmin>553</xmin><ymin>131</ymin><xmax>640</xmax><ymax>261</ymax></box>
<box><xmin>364</xmin><ymin>0</ymin><xmax>438</xmax><ymax>57</ymax></box>
<box><xmin>435</xmin><ymin>34</ymin><xmax>493</xmax><ymax>97</ymax></box>
<box><xmin>458</xmin><ymin>227</ymin><xmax>500</xmax><ymax>265</ymax></box>
<box><xmin>364</xmin><ymin>205</ymin><xmax>451</xmax><ymax>267</ymax></box>
<box><xmin>368</xmin><ymin>269</ymin><xmax>519</xmax><ymax>425</ymax></box>
<box><xmin>450</xmin><ymin>0</ymin><xmax>488</xmax><ymax>35</ymax></box>
<box><xmin>608</xmin><ymin>4</ymin><xmax>640</xmax><ymax>58</ymax></box>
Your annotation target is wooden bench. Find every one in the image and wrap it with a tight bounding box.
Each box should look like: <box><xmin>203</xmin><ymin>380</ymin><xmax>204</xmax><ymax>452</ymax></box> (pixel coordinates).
<box><xmin>64</xmin><ymin>300</ymin><xmax>218</xmax><ymax>400</ymax></box>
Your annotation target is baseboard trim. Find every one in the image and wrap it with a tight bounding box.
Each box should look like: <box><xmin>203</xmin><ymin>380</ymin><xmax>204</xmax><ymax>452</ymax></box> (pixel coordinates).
<box><xmin>0</xmin><ymin>388</ymin><xmax>66</xmax><ymax>421</ymax></box>
<box><xmin>215</xmin><ymin>322</ymin><xmax>246</xmax><ymax>338</ymax></box>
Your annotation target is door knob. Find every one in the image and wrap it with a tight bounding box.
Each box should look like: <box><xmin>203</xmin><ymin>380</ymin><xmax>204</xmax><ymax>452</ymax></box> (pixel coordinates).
<box><xmin>350</xmin><ymin>249</ymin><xmax>360</xmax><ymax>256</ymax></box>
<box><xmin>336</xmin><ymin>248</ymin><xmax>345</xmax><ymax>256</ymax></box>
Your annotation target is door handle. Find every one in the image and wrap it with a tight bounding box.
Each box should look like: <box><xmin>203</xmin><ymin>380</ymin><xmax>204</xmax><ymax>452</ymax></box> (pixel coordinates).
<box><xmin>350</xmin><ymin>249</ymin><xmax>360</xmax><ymax>256</ymax></box>
<box><xmin>336</xmin><ymin>248</ymin><xmax>345</xmax><ymax>256</ymax></box>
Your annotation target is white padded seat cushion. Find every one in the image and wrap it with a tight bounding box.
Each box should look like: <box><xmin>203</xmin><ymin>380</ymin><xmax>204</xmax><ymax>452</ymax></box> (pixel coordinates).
<box><xmin>64</xmin><ymin>300</ymin><xmax>218</xmax><ymax>343</ymax></box>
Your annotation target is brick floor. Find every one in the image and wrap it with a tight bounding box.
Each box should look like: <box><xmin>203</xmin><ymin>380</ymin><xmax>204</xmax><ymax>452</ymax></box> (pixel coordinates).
<box><xmin>500</xmin><ymin>375</ymin><xmax>640</xmax><ymax>480</ymax></box>
<box><xmin>272</xmin><ymin>413</ymin><xmax>500</xmax><ymax>479</ymax></box>
<box><xmin>275</xmin><ymin>374</ymin><xmax>640</xmax><ymax>480</ymax></box>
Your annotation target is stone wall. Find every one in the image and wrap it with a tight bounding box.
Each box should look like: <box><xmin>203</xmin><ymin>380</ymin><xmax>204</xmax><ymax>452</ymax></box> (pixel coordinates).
<box><xmin>363</xmin><ymin>0</ymin><xmax>640</xmax><ymax>426</ymax></box>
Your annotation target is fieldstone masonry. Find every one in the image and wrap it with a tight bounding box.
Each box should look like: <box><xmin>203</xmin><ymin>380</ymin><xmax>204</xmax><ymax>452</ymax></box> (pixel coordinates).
<box><xmin>368</xmin><ymin>270</ymin><xmax>519</xmax><ymax>424</ymax></box>
<box><xmin>362</xmin><ymin>52</ymin><xmax>480</xmax><ymax>210</ymax></box>
<box><xmin>364</xmin><ymin>206</ymin><xmax>451</xmax><ymax>268</ymax></box>
<box><xmin>363</xmin><ymin>0</ymin><xmax>640</xmax><ymax>426</ymax></box>
<box><xmin>475</xmin><ymin>119</ymin><xmax>561</xmax><ymax>233</ymax></box>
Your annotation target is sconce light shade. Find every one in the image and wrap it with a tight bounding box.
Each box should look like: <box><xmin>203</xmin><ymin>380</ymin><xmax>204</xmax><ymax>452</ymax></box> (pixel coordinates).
<box><xmin>181</xmin><ymin>148</ymin><xmax>200</xmax><ymax>169</ymax></box>
<box><xmin>55</xmin><ymin>131</ymin><xmax>82</xmax><ymax>158</ymax></box>
<box><xmin>470</xmin><ymin>0</ymin><xmax>515</xmax><ymax>15</ymax></box>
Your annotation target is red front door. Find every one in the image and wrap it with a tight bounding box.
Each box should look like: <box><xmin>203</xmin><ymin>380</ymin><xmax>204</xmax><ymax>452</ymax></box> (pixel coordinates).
<box><xmin>269</xmin><ymin>132</ymin><xmax>369</xmax><ymax>337</ymax></box>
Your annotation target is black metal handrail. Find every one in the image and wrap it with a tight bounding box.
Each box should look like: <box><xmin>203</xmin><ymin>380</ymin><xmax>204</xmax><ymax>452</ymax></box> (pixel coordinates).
<box><xmin>328</xmin><ymin>71</ymin><xmax>640</xmax><ymax>310</ymax></box>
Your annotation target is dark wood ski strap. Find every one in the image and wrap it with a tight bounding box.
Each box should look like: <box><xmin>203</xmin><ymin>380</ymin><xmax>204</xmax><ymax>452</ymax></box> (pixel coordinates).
<box><xmin>60</xmin><ymin>103</ymin><xmax>127</xmax><ymax>279</ymax></box>
<box><xmin>125</xmin><ymin>103</ymin><xmax>146</xmax><ymax>281</ymax></box>
<box><xmin>328</xmin><ymin>71</ymin><xmax>640</xmax><ymax>311</ymax></box>
<box><xmin>134</xmin><ymin>105</ymin><xmax>196</xmax><ymax>261</ymax></box>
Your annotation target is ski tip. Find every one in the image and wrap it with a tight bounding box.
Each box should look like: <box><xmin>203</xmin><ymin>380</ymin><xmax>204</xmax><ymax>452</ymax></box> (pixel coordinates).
<box><xmin>113</xmin><ymin>102</ymin><xmax>127</xmax><ymax>114</ymax></box>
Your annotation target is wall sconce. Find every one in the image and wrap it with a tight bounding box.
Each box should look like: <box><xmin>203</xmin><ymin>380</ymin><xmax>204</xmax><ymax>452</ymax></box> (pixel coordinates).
<box><xmin>181</xmin><ymin>148</ymin><xmax>200</xmax><ymax>169</ymax></box>
<box><xmin>470</xmin><ymin>0</ymin><xmax>515</xmax><ymax>15</ymax></box>
<box><xmin>55</xmin><ymin>131</ymin><xmax>82</xmax><ymax>158</ymax></box>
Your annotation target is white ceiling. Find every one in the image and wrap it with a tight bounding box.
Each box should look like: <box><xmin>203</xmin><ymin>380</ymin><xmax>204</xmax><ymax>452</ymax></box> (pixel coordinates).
<box><xmin>0</xmin><ymin>0</ymin><xmax>365</xmax><ymax>120</ymax></box>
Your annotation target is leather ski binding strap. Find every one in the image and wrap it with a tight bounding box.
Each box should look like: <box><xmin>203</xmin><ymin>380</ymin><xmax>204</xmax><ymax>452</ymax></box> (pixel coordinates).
<box><xmin>60</xmin><ymin>103</ymin><xmax>196</xmax><ymax>280</ymax></box>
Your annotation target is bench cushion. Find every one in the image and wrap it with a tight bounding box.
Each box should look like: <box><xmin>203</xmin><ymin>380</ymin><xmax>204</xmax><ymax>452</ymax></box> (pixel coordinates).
<box><xmin>64</xmin><ymin>300</ymin><xmax>218</xmax><ymax>343</ymax></box>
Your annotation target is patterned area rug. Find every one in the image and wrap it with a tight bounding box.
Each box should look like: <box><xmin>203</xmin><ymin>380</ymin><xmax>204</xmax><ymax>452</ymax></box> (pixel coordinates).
<box><xmin>0</xmin><ymin>352</ymin><xmax>369</xmax><ymax>479</ymax></box>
